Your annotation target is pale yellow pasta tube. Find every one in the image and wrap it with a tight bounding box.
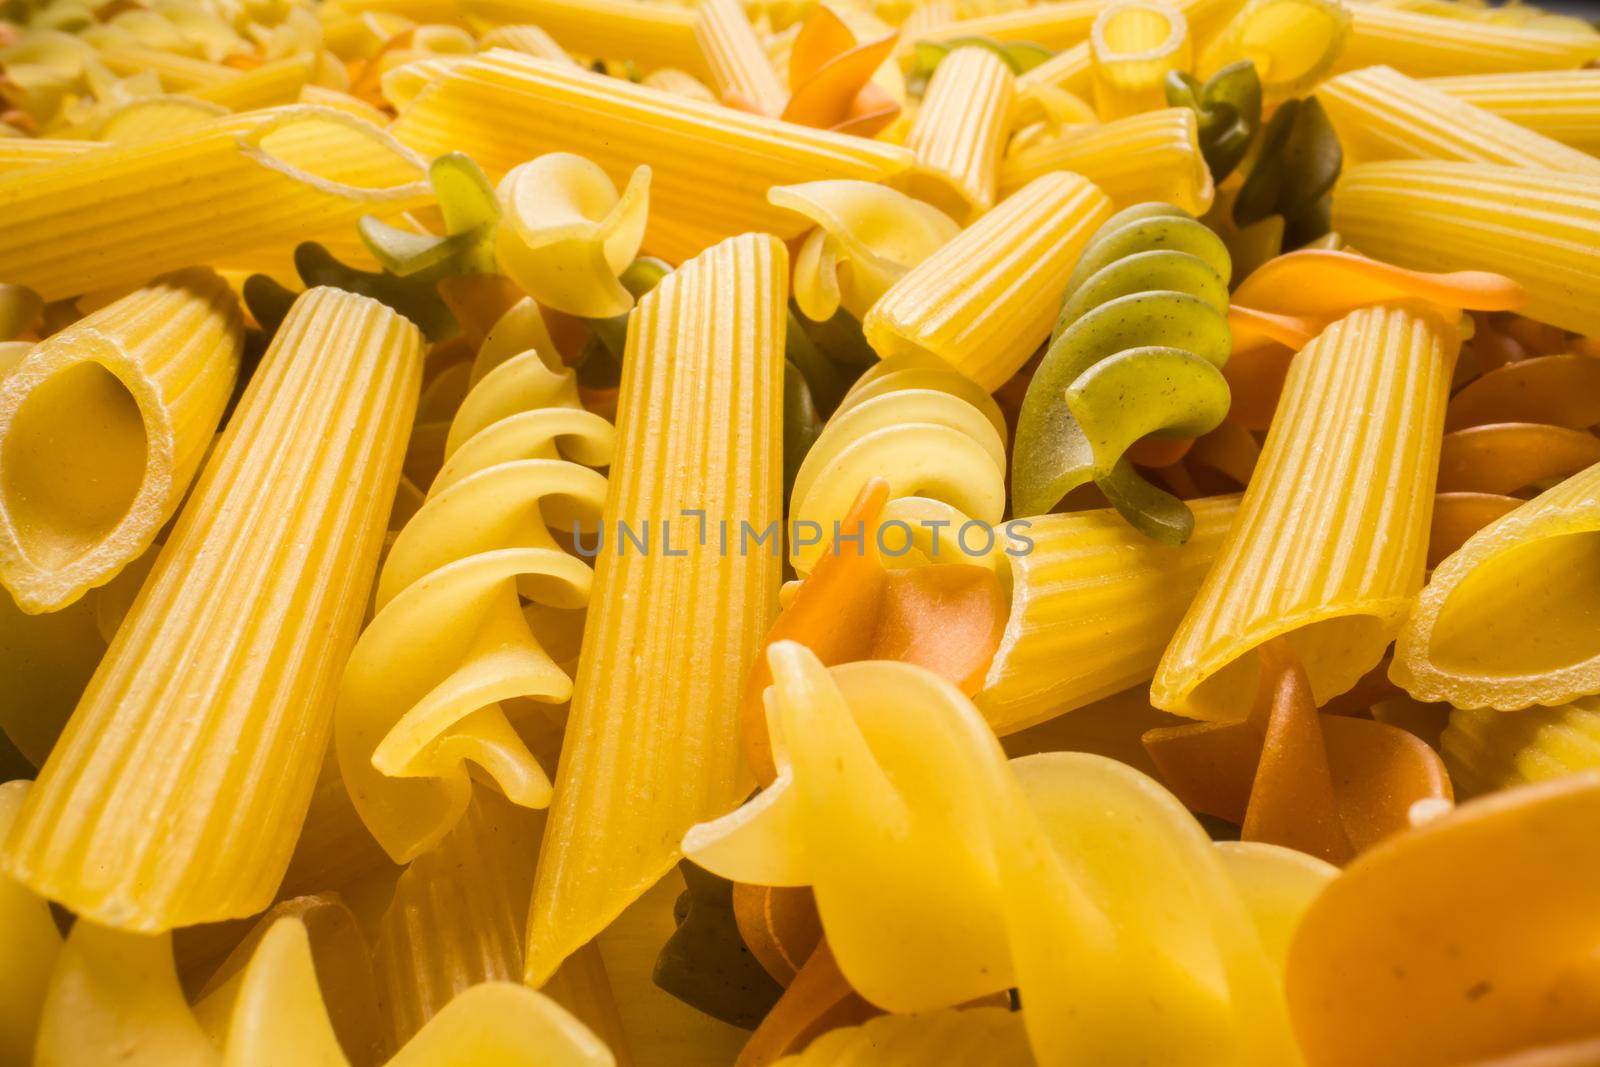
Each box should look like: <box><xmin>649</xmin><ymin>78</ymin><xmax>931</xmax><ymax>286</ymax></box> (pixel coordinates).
<box><xmin>768</xmin><ymin>179</ymin><xmax>959</xmax><ymax>323</ymax></box>
<box><xmin>0</xmin><ymin>107</ymin><xmax>431</xmax><ymax>301</ymax></box>
<box><xmin>641</xmin><ymin>67</ymin><xmax>718</xmax><ymax>103</ymax></box>
<box><xmin>478</xmin><ymin>24</ymin><xmax>576</xmax><ymax>64</ymax></box>
<box><xmin>389</xmin><ymin>51</ymin><xmax>915</xmax><ymax>264</ymax></box>
<box><xmin>459</xmin><ymin>0</ymin><xmax>706</xmax><ymax>75</ymax></box>
<box><xmin>917</xmin><ymin>0</ymin><xmax>1103</xmax><ymax>50</ymax></box>
<box><xmin>1333</xmin><ymin>160</ymin><xmax>1600</xmax><ymax>336</ymax></box>
<box><xmin>1441</xmin><ymin>700</ymin><xmax>1600</xmax><ymax>799</ymax></box>
<box><xmin>1</xmin><ymin>288</ymin><xmax>422</xmax><ymax>932</ymax></box>
<box><xmin>1393</xmin><ymin>460</ymin><xmax>1600</xmax><ymax>710</ymax></box>
<box><xmin>381</xmin><ymin>56</ymin><xmax>469</xmax><ymax>110</ymax></box>
<box><xmin>190</xmin><ymin>55</ymin><xmax>318</xmax><ymax>110</ymax></box>
<box><xmin>979</xmin><ymin>495</ymin><xmax>1240</xmax><ymax>735</ymax></box>
<box><xmin>1000</xmin><ymin>107</ymin><xmax>1213</xmax><ymax>214</ymax></box>
<box><xmin>0</xmin><ymin>269</ymin><xmax>241</xmax><ymax>613</ymax></box>
<box><xmin>90</xmin><ymin>96</ymin><xmax>229</xmax><ymax>142</ymax></box>
<box><xmin>904</xmin><ymin>45</ymin><xmax>1015</xmax><ymax>222</ymax></box>
<box><xmin>1317</xmin><ymin>65</ymin><xmax>1600</xmax><ymax>175</ymax></box>
<box><xmin>1089</xmin><ymin>0</ymin><xmax>1192</xmax><ymax>119</ymax></box>
<box><xmin>1197</xmin><ymin>0</ymin><xmax>1349</xmax><ymax>101</ymax></box>
<box><xmin>495</xmin><ymin>153</ymin><xmax>651</xmax><ymax>318</ymax></box>
<box><xmin>0</xmin><ymin>781</ymin><xmax>60</xmax><ymax>1067</ymax></box>
<box><xmin>0</xmin><ymin>137</ymin><xmax>97</xmax><ymax>174</ymax></box>
<box><xmin>694</xmin><ymin>0</ymin><xmax>787</xmax><ymax>114</ymax></box>
<box><xmin>1426</xmin><ymin>71</ymin><xmax>1600</xmax><ymax>156</ymax></box>
<box><xmin>1153</xmin><ymin>305</ymin><xmax>1458</xmax><ymax>721</ymax></box>
<box><xmin>524</xmin><ymin>234</ymin><xmax>785</xmax><ymax>985</ymax></box>
<box><xmin>864</xmin><ymin>172</ymin><xmax>1113</xmax><ymax>390</ymax></box>
<box><xmin>1335</xmin><ymin>3</ymin><xmax>1600</xmax><ymax>77</ymax></box>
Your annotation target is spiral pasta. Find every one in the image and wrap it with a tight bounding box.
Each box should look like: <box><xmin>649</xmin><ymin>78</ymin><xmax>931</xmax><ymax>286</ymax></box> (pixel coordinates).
<box><xmin>787</xmin><ymin>356</ymin><xmax>1008</xmax><ymax>577</ymax></box>
<box><xmin>1012</xmin><ymin>202</ymin><xmax>1232</xmax><ymax>543</ymax></box>
<box><xmin>685</xmin><ymin>642</ymin><xmax>1330</xmax><ymax>1067</ymax></box>
<box><xmin>336</xmin><ymin>303</ymin><xmax>614</xmax><ymax>864</ymax></box>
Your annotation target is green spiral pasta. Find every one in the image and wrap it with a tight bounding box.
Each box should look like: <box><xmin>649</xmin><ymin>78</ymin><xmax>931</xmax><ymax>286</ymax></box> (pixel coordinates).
<box><xmin>1012</xmin><ymin>202</ymin><xmax>1232</xmax><ymax>544</ymax></box>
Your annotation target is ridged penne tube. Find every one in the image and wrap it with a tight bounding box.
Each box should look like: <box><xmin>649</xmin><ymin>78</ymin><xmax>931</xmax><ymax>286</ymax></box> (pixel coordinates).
<box><xmin>1426</xmin><ymin>71</ymin><xmax>1600</xmax><ymax>156</ymax></box>
<box><xmin>0</xmin><ymin>270</ymin><xmax>241</xmax><ymax>613</ymax></box>
<box><xmin>1332</xmin><ymin>161</ymin><xmax>1600</xmax><ymax>337</ymax></box>
<box><xmin>337</xmin><ymin>311</ymin><xmax>613</xmax><ymax>862</ymax></box>
<box><xmin>1317</xmin><ymin>66</ymin><xmax>1600</xmax><ymax>175</ymax></box>
<box><xmin>1153</xmin><ymin>305</ymin><xmax>1458</xmax><ymax>721</ymax></box>
<box><xmin>1392</xmin><ymin>460</ymin><xmax>1600</xmax><ymax>711</ymax></box>
<box><xmin>495</xmin><ymin>153</ymin><xmax>650</xmax><ymax>319</ymax></box>
<box><xmin>1197</xmin><ymin>0</ymin><xmax>1349</xmax><ymax>101</ymax></box>
<box><xmin>389</xmin><ymin>51</ymin><xmax>915</xmax><ymax>264</ymax></box>
<box><xmin>1441</xmin><ymin>700</ymin><xmax>1600</xmax><ymax>800</ymax></box>
<box><xmin>694</xmin><ymin>0</ymin><xmax>786</xmax><ymax>115</ymax></box>
<box><xmin>978</xmin><ymin>495</ymin><xmax>1240</xmax><ymax>735</ymax></box>
<box><xmin>0</xmin><ymin>107</ymin><xmax>431</xmax><ymax>301</ymax></box>
<box><xmin>478</xmin><ymin>24</ymin><xmax>575</xmax><ymax>64</ymax></box>
<box><xmin>89</xmin><ymin>95</ymin><xmax>230</xmax><ymax>142</ymax></box>
<box><xmin>1000</xmin><ymin>107</ymin><xmax>1214</xmax><ymax>215</ymax></box>
<box><xmin>1089</xmin><ymin>0</ymin><xmax>1192</xmax><ymax>119</ymax></box>
<box><xmin>190</xmin><ymin>55</ymin><xmax>318</xmax><ymax>111</ymax></box>
<box><xmin>917</xmin><ymin>0</ymin><xmax>1103</xmax><ymax>50</ymax></box>
<box><xmin>1335</xmin><ymin>3</ymin><xmax>1600</xmax><ymax>77</ymax></box>
<box><xmin>863</xmin><ymin>172</ymin><xmax>1114</xmax><ymax>391</ymax></box>
<box><xmin>0</xmin><ymin>781</ymin><xmax>59</xmax><ymax>1066</ymax></box>
<box><xmin>769</xmin><ymin>180</ymin><xmax>960</xmax><ymax>323</ymax></box>
<box><xmin>459</xmin><ymin>0</ymin><xmax>706</xmax><ymax>75</ymax></box>
<box><xmin>788</xmin><ymin>356</ymin><xmax>1008</xmax><ymax>577</ymax></box>
<box><xmin>903</xmin><ymin>46</ymin><xmax>1015</xmax><ymax>222</ymax></box>
<box><xmin>524</xmin><ymin>234</ymin><xmax>785</xmax><ymax>985</ymax></box>
<box><xmin>686</xmin><ymin>644</ymin><xmax>1326</xmax><ymax>1066</ymax></box>
<box><xmin>1</xmin><ymin>288</ymin><xmax>422</xmax><ymax>932</ymax></box>
<box><xmin>0</xmin><ymin>137</ymin><xmax>98</xmax><ymax>174</ymax></box>
<box><xmin>382</xmin><ymin>56</ymin><xmax>469</xmax><ymax>111</ymax></box>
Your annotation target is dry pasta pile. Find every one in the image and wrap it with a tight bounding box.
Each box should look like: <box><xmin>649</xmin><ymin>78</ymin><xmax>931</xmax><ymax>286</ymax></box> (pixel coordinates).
<box><xmin>2</xmin><ymin>0</ymin><xmax>1600</xmax><ymax>1061</ymax></box>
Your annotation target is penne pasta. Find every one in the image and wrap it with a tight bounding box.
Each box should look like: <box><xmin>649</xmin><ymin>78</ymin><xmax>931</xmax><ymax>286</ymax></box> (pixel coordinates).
<box><xmin>915</xmin><ymin>0</ymin><xmax>1103</xmax><ymax>50</ymax></box>
<box><xmin>694</xmin><ymin>0</ymin><xmax>787</xmax><ymax>115</ymax></box>
<box><xmin>863</xmin><ymin>171</ymin><xmax>1114</xmax><ymax>390</ymax></box>
<box><xmin>1334</xmin><ymin>3</ymin><xmax>1600</xmax><ymax>78</ymax></box>
<box><xmin>388</xmin><ymin>50</ymin><xmax>915</xmax><ymax>264</ymax></box>
<box><xmin>478</xmin><ymin>23</ymin><xmax>577</xmax><ymax>64</ymax></box>
<box><xmin>88</xmin><ymin>95</ymin><xmax>229</xmax><ymax>142</ymax></box>
<box><xmin>1018</xmin><ymin>0</ymin><xmax>1240</xmax><ymax>103</ymax></box>
<box><xmin>1</xmin><ymin>288</ymin><xmax>422</xmax><ymax>932</ymax></box>
<box><xmin>978</xmin><ymin>495</ymin><xmax>1240</xmax><ymax>735</ymax></box>
<box><xmin>1332</xmin><ymin>160</ymin><xmax>1600</xmax><ymax>336</ymax></box>
<box><xmin>1089</xmin><ymin>0</ymin><xmax>1192</xmax><ymax>120</ymax></box>
<box><xmin>1000</xmin><ymin>106</ymin><xmax>1214</xmax><ymax>214</ymax></box>
<box><xmin>0</xmin><ymin>136</ymin><xmax>98</xmax><ymax>174</ymax></box>
<box><xmin>0</xmin><ymin>106</ymin><xmax>432</xmax><ymax>300</ymax></box>
<box><xmin>640</xmin><ymin>67</ymin><xmax>718</xmax><ymax>103</ymax></box>
<box><xmin>458</xmin><ymin>0</ymin><xmax>707</xmax><ymax>75</ymax></box>
<box><xmin>524</xmin><ymin>234</ymin><xmax>785</xmax><ymax>986</ymax></box>
<box><xmin>904</xmin><ymin>45</ymin><xmax>1015</xmax><ymax>221</ymax></box>
<box><xmin>0</xmin><ymin>269</ymin><xmax>242</xmax><ymax>613</ymax></box>
<box><xmin>1393</xmin><ymin>459</ymin><xmax>1600</xmax><ymax>711</ymax></box>
<box><xmin>1317</xmin><ymin>65</ymin><xmax>1600</xmax><ymax>175</ymax></box>
<box><xmin>1153</xmin><ymin>305</ymin><xmax>1458</xmax><ymax>721</ymax></box>
<box><xmin>1197</xmin><ymin>0</ymin><xmax>1349</xmax><ymax>101</ymax></box>
<box><xmin>1426</xmin><ymin>70</ymin><xmax>1600</xmax><ymax>156</ymax></box>
<box><xmin>190</xmin><ymin>54</ymin><xmax>318</xmax><ymax>111</ymax></box>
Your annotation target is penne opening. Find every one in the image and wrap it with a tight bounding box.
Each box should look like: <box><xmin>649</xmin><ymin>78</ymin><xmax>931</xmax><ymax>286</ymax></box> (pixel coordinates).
<box><xmin>241</xmin><ymin>108</ymin><xmax>431</xmax><ymax>200</ymax></box>
<box><xmin>1426</xmin><ymin>533</ymin><xmax>1600</xmax><ymax>680</ymax></box>
<box><xmin>1095</xmin><ymin>2</ymin><xmax>1187</xmax><ymax>65</ymax></box>
<box><xmin>1187</xmin><ymin>613</ymin><xmax>1397</xmax><ymax>719</ymax></box>
<box><xmin>1</xmin><ymin>360</ymin><xmax>149</xmax><ymax>573</ymax></box>
<box><xmin>1237</xmin><ymin>0</ymin><xmax>1346</xmax><ymax>87</ymax></box>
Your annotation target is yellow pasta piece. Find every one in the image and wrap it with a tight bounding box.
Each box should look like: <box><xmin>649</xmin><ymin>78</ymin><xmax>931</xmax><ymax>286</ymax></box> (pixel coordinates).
<box><xmin>90</xmin><ymin>95</ymin><xmax>229</xmax><ymax>142</ymax></box>
<box><xmin>190</xmin><ymin>55</ymin><xmax>318</xmax><ymax>111</ymax></box>
<box><xmin>904</xmin><ymin>45</ymin><xmax>1014</xmax><ymax>222</ymax></box>
<box><xmin>495</xmin><ymin>153</ymin><xmax>651</xmax><ymax>319</ymax></box>
<box><xmin>774</xmin><ymin>1008</ymin><xmax>1035</xmax><ymax>1065</ymax></box>
<box><xmin>788</xmin><ymin>356</ymin><xmax>1008</xmax><ymax>576</ymax></box>
<box><xmin>864</xmin><ymin>172</ymin><xmax>1113</xmax><ymax>391</ymax></box>
<box><xmin>388</xmin><ymin>51</ymin><xmax>915</xmax><ymax>264</ymax></box>
<box><xmin>1317</xmin><ymin>65</ymin><xmax>1600</xmax><ymax>175</ymax></box>
<box><xmin>1197</xmin><ymin>0</ymin><xmax>1349</xmax><ymax>101</ymax></box>
<box><xmin>478</xmin><ymin>24</ymin><xmax>577</xmax><ymax>64</ymax></box>
<box><xmin>1426</xmin><ymin>70</ymin><xmax>1600</xmax><ymax>156</ymax></box>
<box><xmin>0</xmin><ymin>581</ymin><xmax>105</xmax><ymax>764</ymax></box>
<box><xmin>95</xmin><ymin>43</ymin><xmax>238</xmax><ymax>91</ymax></box>
<box><xmin>1392</xmin><ymin>459</ymin><xmax>1600</xmax><ymax>710</ymax></box>
<box><xmin>694</xmin><ymin>0</ymin><xmax>786</xmax><ymax>114</ymax></box>
<box><xmin>1332</xmin><ymin>160</ymin><xmax>1600</xmax><ymax>336</ymax></box>
<box><xmin>0</xmin><ymin>137</ymin><xmax>98</xmax><ymax>174</ymax></box>
<box><xmin>459</xmin><ymin>0</ymin><xmax>707</xmax><ymax>75</ymax></box>
<box><xmin>685</xmin><ymin>643</ymin><xmax>1329</xmax><ymax>1066</ymax></box>
<box><xmin>1089</xmin><ymin>0</ymin><xmax>1192</xmax><ymax>119</ymax></box>
<box><xmin>297</xmin><ymin>85</ymin><xmax>393</xmax><ymax>125</ymax></box>
<box><xmin>336</xmin><ymin>303</ymin><xmax>612</xmax><ymax>862</ymax></box>
<box><xmin>0</xmin><ymin>781</ymin><xmax>60</xmax><ymax>1066</ymax></box>
<box><xmin>1334</xmin><ymin>3</ymin><xmax>1600</xmax><ymax>77</ymax></box>
<box><xmin>1153</xmin><ymin>305</ymin><xmax>1458</xmax><ymax>721</ymax></box>
<box><xmin>1441</xmin><ymin>700</ymin><xmax>1600</xmax><ymax>799</ymax></box>
<box><xmin>916</xmin><ymin>0</ymin><xmax>1103</xmax><ymax>50</ymax></box>
<box><xmin>979</xmin><ymin>495</ymin><xmax>1240</xmax><ymax>735</ymax></box>
<box><xmin>1</xmin><ymin>288</ymin><xmax>422</xmax><ymax>932</ymax></box>
<box><xmin>769</xmin><ymin>179</ymin><xmax>959</xmax><ymax>323</ymax></box>
<box><xmin>0</xmin><ymin>269</ymin><xmax>241</xmax><ymax>613</ymax></box>
<box><xmin>640</xmin><ymin>67</ymin><xmax>718</xmax><ymax>103</ymax></box>
<box><xmin>524</xmin><ymin>234</ymin><xmax>785</xmax><ymax>985</ymax></box>
<box><xmin>0</xmin><ymin>106</ymin><xmax>431</xmax><ymax>301</ymax></box>
<box><xmin>381</xmin><ymin>55</ymin><xmax>469</xmax><ymax>110</ymax></box>
<box><xmin>1000</xmin><ymin>107</ymin><xmax>1213</xmax><ymax>214</ymax></box>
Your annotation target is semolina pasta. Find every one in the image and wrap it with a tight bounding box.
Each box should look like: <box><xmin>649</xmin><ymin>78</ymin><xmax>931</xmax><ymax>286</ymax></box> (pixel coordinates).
<box><xmin>1089</xmin><ymin>0</ymin><xmax>1192</xmax><ymax>120</ymax></box>
<box><xmin>1425</xmin><ymin>70</ymin><xmax>1600</xmax><ymax>156</ymax></box>
<box><xmin>694</xmin><ymin>0</ymin><xmax>787</xmax><ymax>115</ymax></box>
<box><xmin>458</xmin><ymin>0</ymin><xmax>707</xmax><ymax>75</ymax></box>
<box><xmin>1196</xmin><ymin>0</ymin><xmax>1349</xmax><ymax>102</ymax></box>
<box><xmin>1441</xmin><ymin>700</ymin><xmax>1600</xmax><ymax>799</ymax></box>
<box><xmin>914</xmin><ymin>0</ymin><xmax>1103</xmax><ymax>50</ymax></box>
<box><xmin>903</xmin><ymin>45</ymin><xmax>1015</xmax><ymax>222</ymax></box>
<box><xmin>477</xmin><ymin>24</ymin><xmax>577</xmax><ymax>64</ymax></box>
<box><xmin>1334</xmin><ymin>3</ymin><xmax>1600</xmax><ymax>78</ymax></box>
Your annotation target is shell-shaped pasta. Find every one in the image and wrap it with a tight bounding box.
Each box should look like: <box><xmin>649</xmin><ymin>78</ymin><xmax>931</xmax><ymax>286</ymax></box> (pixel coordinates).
<box><xmin>1197</xmin><ymin>0</ymin><xmax>1349</xmax><ymax>102</ymax></box>
<box><xmin>0</xmin><ymin>269</ymin><xmax>241</xmax><ymax>613</ymax></box>
<box><xmin>1089</xmin><ymin>0</ymin><xmax>1191</xmax><ymax>119</ymax></box>
<box><xmin>1442</xmin><ymin>699</ymin><xmax>1600</xmax><ymax>799</ymax></box>
<box><xmin>1000</xmin><ymin>108</ymin><xmax>1215</xmax><ymax>216</ymax></box>
<box><xmin>495</xmin><ymin>152</ymin><xmax>651</xmax><ymax>318</ymax></box>
<box><xmin>1012</xmin><ymin>203</ymin><xmax>1232</xmax><ymax>542</ymax></box>
<box><xmin>773</xmin><ymin>1008</ymin><xmax>1034</xmax><ymax>1065</ymax></box>
<box><xmin>769</xmin><ymin>180</ymin><xmax>959</xmax><ymax>323</ymax></box>
<box><xmin>685</xmin><ymin>643</ymin><xmax>1327</xmax><ymax>1067</ymax></box>
<box><xmin>788</xmin><ymin>356</ymin><xmax>1008</xmax><ymax>577</ymax></box>
<box><xmin>337</xmin><ymin>306</ymin><xmax>614</xmax><ymax>864</ymax></box>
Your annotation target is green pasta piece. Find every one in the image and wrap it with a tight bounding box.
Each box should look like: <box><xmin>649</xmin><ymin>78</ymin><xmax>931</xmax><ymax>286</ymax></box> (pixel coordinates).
<box><xmin>1165</xmin><ymin>61</ymin><xmax>1262</xmax><ymax>183</ymax></box>
<box><xmin>906</xmin><ymin>36</ymin><xmax>1052</xmax><ymax>96</ymax></box>
<box><xmin>1233</xmin><ymin>95</ymin><xmax>1341</xmax><ymax>246</ymax></box>
<box><xmin>652</xmin><ymin>861</ymin><xmax>784</xmax><ymax>1030</ymax></box>
<box><xmin>358</xmin><ymin>152</ymin><xmax>500</xmax><ymax>278</ymax></box>
<box><xmin>1012</xmin><ymin>203</ymin><xmax>1232</xmax><ymax>544</ymax></box>
<box><xmin>784</xmin><ymin>358</ymin><xmax>826</xmax><ymax>501</ymax></box>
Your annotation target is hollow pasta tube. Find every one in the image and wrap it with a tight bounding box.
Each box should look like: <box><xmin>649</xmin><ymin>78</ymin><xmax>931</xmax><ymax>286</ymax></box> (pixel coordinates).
<box><xmin>903</xmin><ymin>45</ymin><xmax>1015</xmax><ymax>223</ymax></box>
<box><xmin>1090</xmin><ymin>0</ymin><xmax>1192</xmax><ymax>120</ymax></box>
<box><xmin>459</xmin><ymin>0</ymin><xmax>706</xmax><ymax>75</ymax></box>
<box><xmin>694</xmin><ymin>0</ymin><xmax>787</xmax><ymax>114</ymax></box>
<box><xmin>1197</xmin><ymin>0</ymin><xmax>1349</xmax><ymax>102</ymax></box>
<box><xmin>1334</xmin><ymin>3</ymin><xmax>1600</xmax><ymax>78</ymax></box>
<box><xmin>1000</xmin><ymin>107</ymin><xmax>1214</xmax><ymax>216</ymax></box>
<box><xmin>1425</xmin><ymin>70</ymin><xmax>1600</xmax><ymax>156</ymax></box>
